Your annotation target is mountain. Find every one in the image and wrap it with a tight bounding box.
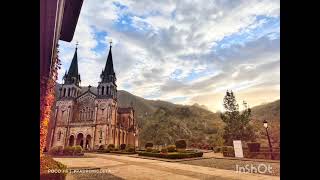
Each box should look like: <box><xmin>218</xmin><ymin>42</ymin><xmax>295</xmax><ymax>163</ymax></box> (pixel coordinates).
<box><xmin>251</xmin><ymin>99</ymin><xmax>280</xmax><ymax>122</ymax></box>
<box><xmin>54</xmin><ymin>84</ymin><xmax>280</xmax><ymax>147</ymax></box>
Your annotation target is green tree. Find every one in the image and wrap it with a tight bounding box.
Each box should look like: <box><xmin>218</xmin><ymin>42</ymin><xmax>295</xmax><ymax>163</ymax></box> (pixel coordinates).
<box><xmin>220</xmin><ymin>90</ymin><xmax>256</xmax><ymax>145</ymax></box>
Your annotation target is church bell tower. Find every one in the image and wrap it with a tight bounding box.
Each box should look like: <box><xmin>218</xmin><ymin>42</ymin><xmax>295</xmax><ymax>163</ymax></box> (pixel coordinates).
<box><xmin>60</xmin><ymin>43</ymin><xmax>82</xmax><ymax>99</ymax></box>
<box><xmin>97</xmin><ymin>41</ymin><xmax>117</xmax><ymax>100</ymax></box>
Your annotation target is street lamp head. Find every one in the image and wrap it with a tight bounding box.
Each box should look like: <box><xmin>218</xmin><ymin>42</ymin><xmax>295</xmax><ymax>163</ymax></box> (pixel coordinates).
<box><xmin>263</xmin><ymin>120</ymin><xmax>268</xmax><ymax>128</ymax></box>
<box><xmin>133</xmin><ymin>132</ymin><xmax>136</xmax><ymax>136</ymax></box>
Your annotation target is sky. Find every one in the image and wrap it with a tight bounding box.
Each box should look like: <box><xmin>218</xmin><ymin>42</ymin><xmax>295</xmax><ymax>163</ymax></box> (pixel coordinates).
<box><xmin>58</xmin><ymin>0</ymin><xmax>280</xmax><ymax>112</ymax></box>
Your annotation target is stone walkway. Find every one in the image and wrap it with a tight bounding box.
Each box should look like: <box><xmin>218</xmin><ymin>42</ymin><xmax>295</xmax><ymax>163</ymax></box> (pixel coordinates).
<box><xmin>54</xmin><ymin>153</ymin><xmax>280</xmax><ymax>180</ymax></box>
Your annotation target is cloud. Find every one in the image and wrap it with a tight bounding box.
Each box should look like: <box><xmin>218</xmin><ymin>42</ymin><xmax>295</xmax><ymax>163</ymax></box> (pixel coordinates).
<box><xmin>57</xmin><ymin>0</ymin><xmax>280</xmax><ymax>112</ymax></box>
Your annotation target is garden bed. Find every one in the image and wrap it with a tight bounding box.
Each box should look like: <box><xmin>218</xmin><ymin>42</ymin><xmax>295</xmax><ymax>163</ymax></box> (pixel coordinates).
<box><xmin>138</xmin><ymin>151</ymin><xmax>203</xmax><ymax>159</ymax></box>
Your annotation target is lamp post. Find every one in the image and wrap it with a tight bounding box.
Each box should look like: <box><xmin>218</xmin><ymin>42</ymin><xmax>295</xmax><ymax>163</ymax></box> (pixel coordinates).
<box><xmin>263</xmin><ymin>120</ymin><xmax>274</xmax><ymax>160</ymax></box>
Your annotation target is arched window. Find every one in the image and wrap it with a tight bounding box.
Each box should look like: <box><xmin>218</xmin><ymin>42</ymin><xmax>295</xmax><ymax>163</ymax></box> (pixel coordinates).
<box><xmin>107</xmin><ymin>86</ymin><xmax>109</xmax><ymax>95</ymax></box>
<box><xmin>99</xmin><ymin>130</ymin><xmax>102</xmax><ymax>139</ymax></box>
<box><xmin>101</xmin><ymin>86</ymin><xmax>105</xmax><ymax>95</ymax></box>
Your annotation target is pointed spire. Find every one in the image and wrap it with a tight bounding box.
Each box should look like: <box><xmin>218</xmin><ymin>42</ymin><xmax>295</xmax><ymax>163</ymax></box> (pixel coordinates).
<box><xmin>104</xmin><ymin>40</ymin><xmax>115</xmax><ymax>76</ymax></box>
<box><xmin>68</xmin><ymin>45</ymin><xmax>79</xmax><ymax>77</ymax></box>
<box><xmin>100</xmin><ymin>40</ymin><xmax>116</xmax><ymax>83</ymax></box>
<box><xmin>63</xmin><ymin>42</ymin><xmax>81</xmax><ymax>86</ymax></box>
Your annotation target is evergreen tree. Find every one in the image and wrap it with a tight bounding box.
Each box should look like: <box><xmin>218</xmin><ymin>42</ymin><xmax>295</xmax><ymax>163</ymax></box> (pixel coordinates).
<box><xmin>220</xmin><ymin>90</ymin><xmax>255</xmax><ymax>145</ymax></box>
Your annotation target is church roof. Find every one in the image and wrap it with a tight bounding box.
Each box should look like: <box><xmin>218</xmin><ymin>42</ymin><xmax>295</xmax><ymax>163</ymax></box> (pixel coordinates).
<box><xmin>76</xmin><ymin>86</ymin><xmax>97</xmax><ymax>99</ymax></box>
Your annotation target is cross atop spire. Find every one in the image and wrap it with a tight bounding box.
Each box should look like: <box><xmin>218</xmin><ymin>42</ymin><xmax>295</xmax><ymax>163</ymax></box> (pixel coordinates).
<box><xmin>76</xmin><ymin>41</ymin><xmax>79</xmax><ymax>49</ymax></box>
<box><xmin>109</xmin><ymin>39</ymin><xmax>112</xmax><ymax>47</ymax></box>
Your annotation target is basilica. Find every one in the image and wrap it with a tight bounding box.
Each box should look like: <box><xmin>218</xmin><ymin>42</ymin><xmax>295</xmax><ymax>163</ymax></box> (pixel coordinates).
<box><xmin>48</xmin><ymin>43</ymin><xmax>138</xmax><ymax>150</ymax></box>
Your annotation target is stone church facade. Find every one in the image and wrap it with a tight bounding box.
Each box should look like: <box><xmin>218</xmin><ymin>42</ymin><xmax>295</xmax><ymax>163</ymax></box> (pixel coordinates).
<box><xmin>49</xmin><ymin>44</ymin><xmax>138</xmax><ymax>150</ymax></box>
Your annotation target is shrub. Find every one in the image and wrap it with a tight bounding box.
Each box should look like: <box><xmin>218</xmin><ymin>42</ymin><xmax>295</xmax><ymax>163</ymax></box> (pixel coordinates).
<box><xmin>98</xmin><ymin>145</ymin><xmax>106</xmax><ymax>150</ymax></box>
<box><xmin>167</xmin><ymin>145</ymin><xmax>176</xmax><ymax>152</ymax></box>
<box><xmin>161</xmin><ymin>148</ymin><xmax>168</xmax><ymax>153</ymax></box>
<box><xmin>74</xmin><ymin>145</ymin><xmax>83</xmax><ymax>154</ymax></box>
<box><xmin>177</xmin><ymin>149</ymin><xmax>187</xmax><ymax>153</ymax></box>
<box><xmin>102</xmin><ymin>149</ymin><xmax>110</xmax><ymax>153</ymax></box>
<box><xmin>125</xmin><ymin>144</ymin><xmax>134</xmax><ymax>152</ymax></box>
<box><xmin>247</xmin><ymin>142</ymin><xmax>261</xmax><ymax>152</ymax></box>
<box><xmin>222</xmin><ymin>146</ymin><xmax>234</xmax><ymax>152</ymax></box>
<box><xmin>175</xmin><ymin>139</ymin><xmax>187</xmax><ymax>149</ymax></box>
<box><xmin>214</xmin><ymin>146</ymin><xmax>222</xmax><ymax>153</ymax></box>
<box><xmin>138</xmin><ymin>152</ymin><xmax>203</xmax><ymax>159</ymax></box>
<box><xmin>107</xmin><ymin>144</ymin><xmax>115</xmax><ymax>151</ymax></box>
<box><xmin>152</xmin><ymin>149</ymin><xmax>159</xmax><ymax>153</ymax></box>
<box><xmin>127</xmin><ymin>147</ymin><xmax>135</xmax><ymax>152</ymax></box>
<box><xmin>49</xmin><ymin>146</ymin><xmax>63</xmax><ymax>155</ymax></box>
<box><xmin>120</xmin><ymin>144</ymin><xmax>126</xmax><ymax>150</ymax></box>
<box><xmin>145</xmin><ymin>142</ymin><xmax>153</xmax><ymax>148</ymax></box>
<box><xmin>146</xmin><ymin>147</ymin><xmax>153</xmax><ymax>152</ymax></box>
<box><xmin>222</xmin><ymin>146</ymin><xmax>235</xmax><ymax>157</ymax></box>
<box><xmin>63</xmin><ymin>146</ymin><xmax>75</xmax><ymax>155</ymax></box>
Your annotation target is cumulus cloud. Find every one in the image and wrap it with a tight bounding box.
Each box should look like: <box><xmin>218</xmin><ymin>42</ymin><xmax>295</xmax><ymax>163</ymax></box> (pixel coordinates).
<box><xmin>58</xmin><ymin>0</ymin><xmax>280</xmax><ymax>112</ymax></box>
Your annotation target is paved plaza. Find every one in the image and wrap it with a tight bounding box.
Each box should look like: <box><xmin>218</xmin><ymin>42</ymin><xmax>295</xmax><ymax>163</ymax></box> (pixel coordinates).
<box><xmin>53</xmin><ymin>153</ymin><xmax>280</xmax><ymax>180</ymax></box>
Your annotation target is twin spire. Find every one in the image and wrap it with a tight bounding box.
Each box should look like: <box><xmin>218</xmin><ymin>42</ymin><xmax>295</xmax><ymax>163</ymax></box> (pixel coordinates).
<box><xmin>63</xmin><ymin>42</ymin><xmax>80</xmax><ymax>86</ymax></box>
<box><xmin>64</xmin><ymin>41</ymin><xmax>116</xmax><ymax>86</ymax></box>
<box><xmin>101</xmin><ymin>40</ymin><xmax>116</xmax><ymax>83</ymax></box>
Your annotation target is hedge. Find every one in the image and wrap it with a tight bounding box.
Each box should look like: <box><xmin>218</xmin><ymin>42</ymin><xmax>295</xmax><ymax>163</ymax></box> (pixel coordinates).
<box><xmin>49</xmin><ymin>146</ymin><xmax>63</xmax><ymax>155</ymax></box>
<box><xmin>145</xmin><ymin>142</ymin><xmax>153</xmax><ymax>148</ymax></box>
<box><xmin>222</xmin><ymin>146</ymin><xmax>234</xmax><ymax>152</ymax></box>
<box><xmin>167</xmin><ymin>145</ymin><xmax>176</xmax><ymax>152</ymax></box>
<box><xmin>120</xmin><ymin>144</ymin><xmax>126</xmax><ymax>150</ymax></box>
<box><xmin>138</xmin><ymin>152</ymin><xmax>203</xmax><ymax>159</ymax></box>
<box><xmin>107</xmin><ymin>144</ymin><xmax>115</xmax><ymax>151</ymax></box>
<box><xmin>247</xmin><ymin>142</ymin><xmax>261</xmax><ymax>152</ymax></box>
<box><xmin>146</xmin><ymin>147</ymin><xmax>153</xmax><ymax>152</ymax></box>
<box><xmin>175</xmin><ymin>139</ymin><xmax>187</xmax><ymax>149</ymax></box>
<box><xmin>74</xmin><ymin>145</ymin><xmax>83</xmax><ymax>154</ymax></box>
<box><xmin>126</xmin><ymin>147</ymin><xmax>135</xmax><ymax>152</ymax></box>
<box><xmin>214</xmin><ymin>146</ymin><xmax>222</xmax><ymax>153</ymax></box>
<box><xmin>63</xmin><ymin>146</ymin><xmax>75</xmax><ymax>155</ymax></box>
<box><xmin>161</xmin><ymin>148</ymin><xmax>168</xmax><ymax>153</ymax></box>
<box><xmin>110</xmin><ymin>151</ymin><xmax>135</xmax><ymax>154</ymax></box>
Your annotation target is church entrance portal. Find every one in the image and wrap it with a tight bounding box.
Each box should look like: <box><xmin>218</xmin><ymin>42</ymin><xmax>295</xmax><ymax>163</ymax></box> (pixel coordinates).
<box><xmin>69</xmin><ymin>135</ymin><xmax>75</xmax><ymax>146</ymax></box>
<box><xmin>76</xmin><ymin>133</ymin><xmax>84</xmax><ymax>148</ymax></box>
<box><xmin>85</xmin><ymin>135</ymin><xmax>92</xmax><ymax>150</ymax></box>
